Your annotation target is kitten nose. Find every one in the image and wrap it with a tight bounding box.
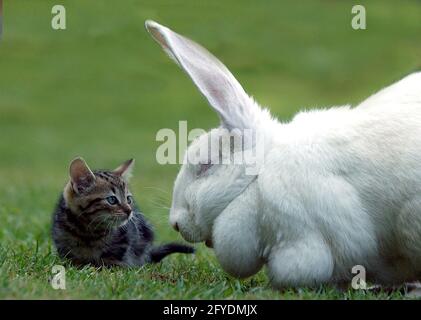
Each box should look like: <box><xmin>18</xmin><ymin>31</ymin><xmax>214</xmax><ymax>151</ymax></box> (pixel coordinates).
<box><xmin>122</xmin><ymin>205</ymin><xmax>132</xmax><ymax>215</ymax></box>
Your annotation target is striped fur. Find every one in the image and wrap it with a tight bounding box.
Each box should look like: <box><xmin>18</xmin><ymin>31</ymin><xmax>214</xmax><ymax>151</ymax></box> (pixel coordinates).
<box><xmin>52</xmin><ymin>158</ymin><xmax>194</xmax><ymax>267</ymax></box>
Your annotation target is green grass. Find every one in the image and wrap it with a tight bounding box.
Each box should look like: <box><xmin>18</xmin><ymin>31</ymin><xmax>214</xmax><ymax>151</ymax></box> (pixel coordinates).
<box><xmin>0</xmin><ymin>0</ymin><xmax>420</xmax><ymax>299</ymax></box>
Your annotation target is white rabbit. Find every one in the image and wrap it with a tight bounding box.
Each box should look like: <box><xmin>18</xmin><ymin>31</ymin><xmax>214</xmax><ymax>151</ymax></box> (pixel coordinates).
<box><xmin>145</xmin><ymin>20</ymin><xmax>421</xmax><ymax>288</ymax></box>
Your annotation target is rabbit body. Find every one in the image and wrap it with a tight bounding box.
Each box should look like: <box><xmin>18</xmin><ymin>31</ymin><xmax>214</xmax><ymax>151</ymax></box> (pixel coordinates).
<box><xmin>146</xmin><ymin>20</ymin><xmax>421</xmax><ymax>287</ymax></box>
<box><xmin>215</xmin><ymin>74</ymin><xmax>421</xmax><ymax>286</ymax></box>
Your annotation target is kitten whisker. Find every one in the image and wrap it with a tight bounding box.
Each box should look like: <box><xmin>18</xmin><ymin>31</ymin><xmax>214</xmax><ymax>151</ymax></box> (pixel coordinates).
<box><xmin>149</xmin><ymin>202</ymin><xmax>171</xmax><ymax>211</ymax></box>
<box><xmin>142</xmin><ymin>186</ymin><xmax>170</xmax><ymax>196</ymax></box>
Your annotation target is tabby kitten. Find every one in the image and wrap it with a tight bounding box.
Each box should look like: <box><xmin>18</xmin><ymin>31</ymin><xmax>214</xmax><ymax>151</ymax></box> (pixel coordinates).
<box><xmin>52</xmin><ymin>157</ymin><xmax>194</xmax><ymax>267</ymax></box>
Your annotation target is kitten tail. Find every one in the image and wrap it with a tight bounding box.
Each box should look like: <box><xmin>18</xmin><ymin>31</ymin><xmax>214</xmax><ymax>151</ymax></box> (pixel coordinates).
<box><xmin>149</xmin><ymin>243</ymin><xmax>195</xmax><ymax>263</ymax></box>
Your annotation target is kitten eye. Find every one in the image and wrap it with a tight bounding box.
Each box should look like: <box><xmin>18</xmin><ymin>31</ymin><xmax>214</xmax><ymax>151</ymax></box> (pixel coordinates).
<box><xmin>127</xmin><ymin>195</ymin><xmax>133</xmax><ymax>204</ymax></box>
<box><xmin>106</xmin><ymin>196</ymin><xmax>118</xmax><ymax>205</ymax></box>
<box><xmin>197</xmin><ymin>162</ymin><xmax>213</xmax><ymax>176</ymax></box>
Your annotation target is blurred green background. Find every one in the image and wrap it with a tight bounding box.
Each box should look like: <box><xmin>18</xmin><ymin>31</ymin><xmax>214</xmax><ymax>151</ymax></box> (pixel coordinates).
<box><xmin>0</xmin><ymin>0</ymin><xmax>420</xmax><ymax>299</ymax></box>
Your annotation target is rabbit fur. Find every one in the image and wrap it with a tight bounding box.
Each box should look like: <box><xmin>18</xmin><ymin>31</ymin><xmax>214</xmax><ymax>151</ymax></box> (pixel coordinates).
<box><xmin>145</xmin><ymin>20</ymin><xmax>421</xmax><ymax>288</ymax></box>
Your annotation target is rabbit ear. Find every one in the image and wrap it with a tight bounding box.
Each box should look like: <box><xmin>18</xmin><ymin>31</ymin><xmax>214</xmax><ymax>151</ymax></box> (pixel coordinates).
<box><xmin>145</xmin><ymin>20</ymin><xmax>261</xmax><ymax>130</ymax></box>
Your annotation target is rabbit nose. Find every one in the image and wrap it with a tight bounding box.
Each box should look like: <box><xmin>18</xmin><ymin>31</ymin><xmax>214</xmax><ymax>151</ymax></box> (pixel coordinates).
<box><xmin>172</xmin><ymin>222</ymin><xmax>179</xmax><ymax>232</ymax></box>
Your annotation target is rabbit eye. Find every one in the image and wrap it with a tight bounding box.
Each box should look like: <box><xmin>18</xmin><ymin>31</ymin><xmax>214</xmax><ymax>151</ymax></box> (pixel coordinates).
<box><xmin>198</xmin><ymin>163</ymin><xmax>213</xmax><ymax>176</ymax></box>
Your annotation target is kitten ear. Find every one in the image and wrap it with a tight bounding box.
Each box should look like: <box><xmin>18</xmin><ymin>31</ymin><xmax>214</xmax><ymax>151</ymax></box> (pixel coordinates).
<box><xmin>113</xmin><ymin>159</ymin><xmax>135</xmax><ymax>181</ymax></box>
<box><xmin>69</xmin><ymin>157</ymin><xmax>96</xmax><ymax>194</ymax></box>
